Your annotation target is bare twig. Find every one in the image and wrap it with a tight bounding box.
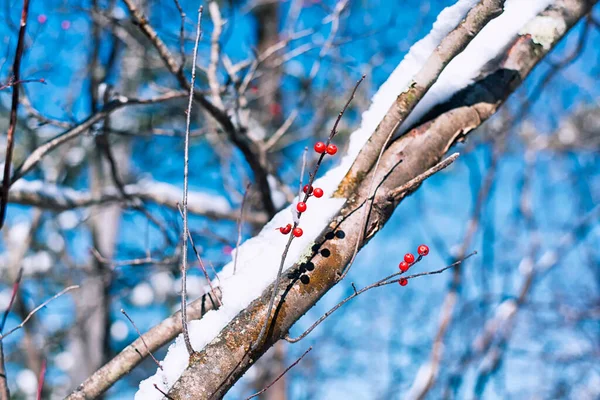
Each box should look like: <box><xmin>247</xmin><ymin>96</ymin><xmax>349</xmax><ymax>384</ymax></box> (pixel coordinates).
<box><xmin>121</xmin><ymin>309</ymin><xmax>163</xmax><ymax>369</ymax></box>
<box><xmin>0</xmin><ymin>0</ymin><xmax>31</xmax><ymax>229</ymax></box>
<box><xmin>388</xmin><ymin>153</ymin><xmax>460</xmax><ymax>200</ymax></box>
<box><xmin>0</xmin><ymin>286</ymin><xmax>79</xmax><ymax>341</ymax></box>
<box><xmin>233</xmin><ymin>184</ymin><xmax>251</xmax><ymax>275</ymax></box>
<box><xmin>154</xmin><ymin>384</ymin><xmax>175</xmax><ymax>400</ymax></box>
<box><xmin>180</xmin><ymin>5</ymin><xmax>204</xmax><ymax>357</ymax></box>
<box><xmin>245</xmin><ymin>346</ymin><xmax>313</xmax><ymax>400</ymax></box>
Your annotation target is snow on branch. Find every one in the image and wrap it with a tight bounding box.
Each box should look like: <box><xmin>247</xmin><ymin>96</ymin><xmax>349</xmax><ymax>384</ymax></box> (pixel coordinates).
<box><xmin>7</xmin><ymin>179</ymin><xmax>262</xmax><ymax>222</ymax></box>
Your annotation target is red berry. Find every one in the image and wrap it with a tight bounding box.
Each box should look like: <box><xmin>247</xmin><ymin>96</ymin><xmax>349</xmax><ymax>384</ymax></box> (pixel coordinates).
<box><xmin>303</xmin><ymin>184</ymin><xmax>313</xmax><ymax>194</ymax></box>
<box><xmin>314</xmin><ymin>142</ymin><xmax>326</xmax><ymax>153</ymax></box>
<box><xmin>313</xmin><ymin>188</ymin><xmax>324</xmax><ymax>198</ymax></box>
<box><xmin>292</xmin><ymin>227</ymin><xmax>303</xmax><ymax>237</ymax></box>
<box><xmin>399</xmin><ymin>278</ymin><xmax>408</xmax><ymax>286</ymax></box>
<box><xmin>279</xmin><ymin>224</ymin><xmax>292</xmax><ymax>234</ymax></box>
<box><xmin>326</xmin><ymin>144</ymin><xmax>337</xmax><ymax>155</ymax></box>
<box><xmin>399</xmin><ymin>261</ymin><xmax>409</xmax><ymax>272</ymax></box>
<box><xmin>404</xmin><ymin>253</ymin><xmax>415</xmax><ymax>264</ymax></box>
<box><xmin>417</xmin><ymin>244</ymin><xmax>429</xmax><ymax>256</ymax></box>
<box><xmin>296</xmin><ymin>202</ymin><xmax>307</xmax><ymax>213</ymax></box>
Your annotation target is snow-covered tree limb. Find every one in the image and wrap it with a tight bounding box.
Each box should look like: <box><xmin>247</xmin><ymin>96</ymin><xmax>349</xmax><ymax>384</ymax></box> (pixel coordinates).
<box><xmin>7</xmin><ymin>179</ymin><xmax>266</xmax><ymax>223</ymax></box>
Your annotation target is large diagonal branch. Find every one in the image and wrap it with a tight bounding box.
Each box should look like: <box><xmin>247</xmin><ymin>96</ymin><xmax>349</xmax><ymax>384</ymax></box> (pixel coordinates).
<box><xmin>166</xmin><ymin>1</ymin><xmax>594</xmax><ymax>398</ymax></box>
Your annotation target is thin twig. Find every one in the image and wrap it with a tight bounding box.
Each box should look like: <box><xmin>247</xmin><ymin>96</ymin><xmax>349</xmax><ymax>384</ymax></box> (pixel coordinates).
<box><xmin>154</xmin><ymin>384</ymin><xmax>175</xmax><ymax>400</ymax></box>
<box><xmin>0</xmin><ymin>77</ymin><xmax>45</xmax><ymax>91</ymax></box>
<box><xmin>0</xmin><ymin>286</ymin><xmax>79</xmax><ymax>340</ymax></box>
<box><xmin>285</xmin><ymin>252</ymin><xmax>477</xmax><ymax>343</ymax></box>
<box><xmin>252</xmin><ymin>75</ymin><xmax>365</xmax><ymax>350</ymax></box>
<box><xmin>233</xmin><ymin>183</ymin><xmax>251</xmax><ymax>275</ymax></box>
<box><xmin>121</xmin><ymin>309</ymin><xmax>163</xmax><ymax>370</ymax></box>
<box><xmin>245</xmin><ymin>346</ymin><xmax>313</xmax><ymax>400</ymax></box>
<box><xmin>0</xmin><ymin>0</ymin><xmax>31</xmax><ymax>229</ymax></box>
<box><xmin>388</xmin><ymin>153</ymin><xmax>459</xmax><ymax>200</ymax></box>
<box><xmin>180</xmin><ymin>5</ymin><xmax>204</xmax><ymax>357</ymax></box>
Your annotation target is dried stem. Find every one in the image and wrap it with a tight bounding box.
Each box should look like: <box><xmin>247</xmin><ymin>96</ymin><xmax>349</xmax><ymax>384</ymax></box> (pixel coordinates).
<box><xmin>387</xmin><ymin>153</ymin><xmax>459</xmax><ymax>200</ymax></box>
<box><xmin>245</xmin><ymin>346</ymin><xmax>313</xmax><ymax>400</ymax></box>
<box><xmin>180</xmin><ymin>5</ymin><xmax>204</xmax><ymax>358</ymax></box>
<box><xmin>0</xmin><ymin>0</ymin><xmax>31</xmax><ymax>229</ymax></box>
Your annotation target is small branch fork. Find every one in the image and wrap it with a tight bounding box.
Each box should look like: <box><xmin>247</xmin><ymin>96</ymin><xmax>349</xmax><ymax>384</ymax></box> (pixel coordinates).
<box><xmin>253</xmin><ymin>74</ymin><xmax>366</xmax><ymax>350</ymax></box>
<box><xmin>180</xmin><ymin>5</ymin><xmax>204</xmax><ymax>358</ymax></box>
<box><xmin>284</xmin><ymin>251</ymin><xmax>477</xmax><ymax>343</ymax></box>
<box><xmin>0</xmin><ymin>0</ymin><xmax>31</xmax><ymax>230</ymax></box>
<box><xmin>245</xmin><ymin>346</ymin><xmax>313</xmax><ymax>400</ymax></box>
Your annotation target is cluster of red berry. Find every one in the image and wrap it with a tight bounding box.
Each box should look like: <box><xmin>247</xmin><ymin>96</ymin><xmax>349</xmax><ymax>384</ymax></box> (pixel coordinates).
<box><xmin>277</xmin><ymin>141</ymin><xmax>338</xmax><ymax>238</ymax></box>
<box><xmin>398</xmin><ymin>244</ymin><xmax>429</xmax><ymax>286</ymax></box>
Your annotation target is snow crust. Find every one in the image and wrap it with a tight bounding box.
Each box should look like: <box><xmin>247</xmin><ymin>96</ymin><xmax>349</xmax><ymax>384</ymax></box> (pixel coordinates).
<box><xmin>136</xmin><ymin>1</ymin><xmax>553</xmax><ymax>397</ymax></box>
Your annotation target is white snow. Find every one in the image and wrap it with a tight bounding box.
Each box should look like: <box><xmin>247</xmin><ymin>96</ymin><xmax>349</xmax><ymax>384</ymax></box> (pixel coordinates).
<box><xmin>110</xmin><ymin>320</ymin><xmax>129</xmax><ymax>341</ymax></box>
<box><xmin>136</xmin><ymin>0</ymin><xmax>555</xmax><ymax>397</ymax></box>
<box><xmin>55</xmin><ymin>351</ymin><xmax>76</xmax><ymax>372</ymax></box>
<box><xmin>22</xmin><ymin>251</ymin><xmax>53</xmax><ymax>275</ymax></box>
<box><xmin>16</xmin><ymin>369</ymin><xmax>38</xmax><ymax>395</ymax></box>
<box><xmin>131</xmin><ymin>282</ymin><xmax>155</xmax><ymax>307</ymax></box>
